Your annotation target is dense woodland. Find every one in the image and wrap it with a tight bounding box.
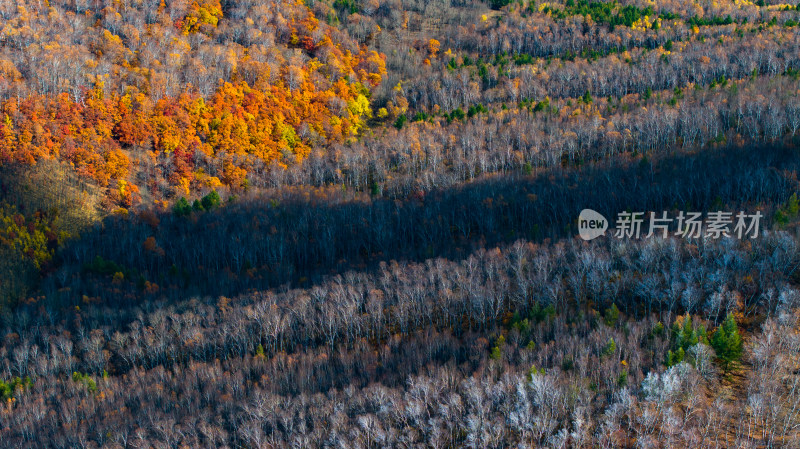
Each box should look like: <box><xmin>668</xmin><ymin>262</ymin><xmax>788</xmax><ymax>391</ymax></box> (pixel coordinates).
<box><xmin>2</xmin><ymin>0</ymin><xmax>800</xmax><ymax>447</ymax></box>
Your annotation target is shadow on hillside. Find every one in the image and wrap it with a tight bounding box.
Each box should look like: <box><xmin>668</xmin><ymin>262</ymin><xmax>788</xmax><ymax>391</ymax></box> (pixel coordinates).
<box><xmin>32</xmin><ymin>143</ymin><xmax>800</xmax><ymax>316</ymax></box>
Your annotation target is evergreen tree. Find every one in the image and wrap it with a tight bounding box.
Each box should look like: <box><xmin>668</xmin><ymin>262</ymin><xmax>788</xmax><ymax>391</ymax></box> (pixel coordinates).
<box><xmin>490</xmin><ymin>335</ymin><xmax>506</xmax><ymax>360</ymax></box>
<box><xmin>201</xmin><ymin>190</ymin><xmax>221</xmax><ymax>210</ymax></box>
<box><xmin>667</xmin><ymin>315</ymin><xmax>708</xmax><ymax>367</ymax></box>
<box><xmin>173</xmin><ymin>197</ymin><xmax>192</xmax><ymax>216</ymax></box>
<box><xmin>604</xmin><ymin>304</ymin><xmax>620</xmax><ymax>327</ymax></box>
<box><xmin>602</xmin><ymin>337</ymin><xmax>616</xmax><ymax>357</ymax></box>
<box><xmin>393</xmin><ymin>114</ymin><xmax>407</xmax><ymax>130</ymax></box>
<box><xmin>711</xmin><ymin>313</ymin><xmax>743</xmax><ymax>372</ymax></box>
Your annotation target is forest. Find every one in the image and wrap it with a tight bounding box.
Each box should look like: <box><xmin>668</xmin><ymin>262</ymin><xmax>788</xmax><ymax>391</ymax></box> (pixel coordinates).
<box><xmin>2</xmin><ymin>0</ymin><xmax>800</xmax><ymax>447</ymax></box>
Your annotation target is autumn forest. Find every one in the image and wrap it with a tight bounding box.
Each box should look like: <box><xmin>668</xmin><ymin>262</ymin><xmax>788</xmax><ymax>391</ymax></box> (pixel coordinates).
<box><xmin>2</xmin><ymin>0</ymin><xmax>800</xmax><ymax>447</ymax></box>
